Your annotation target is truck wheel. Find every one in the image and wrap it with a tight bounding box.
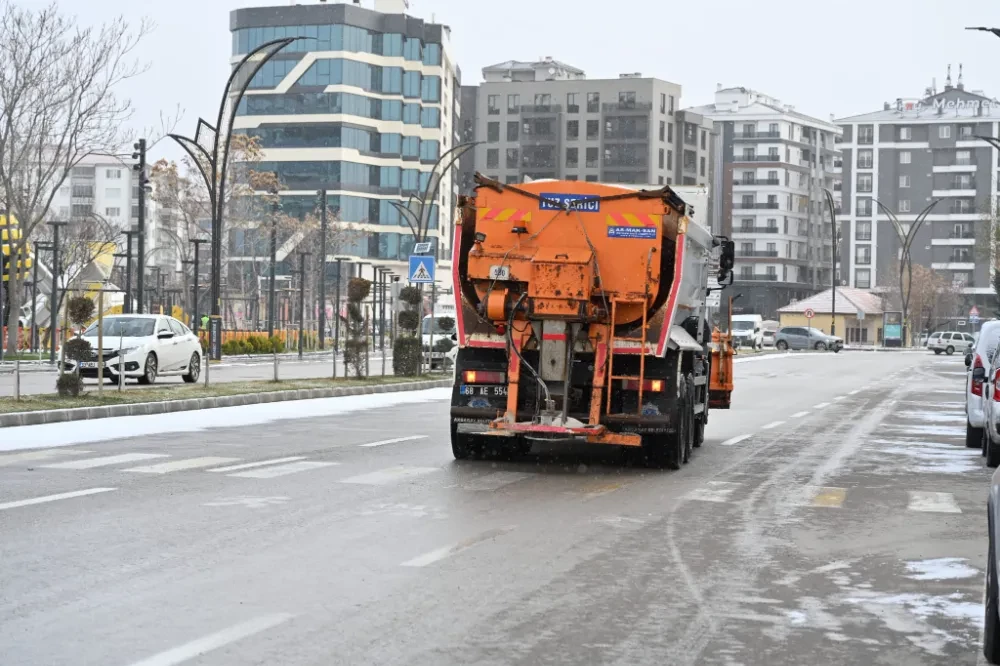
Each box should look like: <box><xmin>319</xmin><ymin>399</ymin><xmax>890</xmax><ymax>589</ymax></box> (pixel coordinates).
<box><xmin>693</xmin><ymin>415</ymin><xmax>705</xmax><ymax>448</ymax></box>
<box><xmin>643</xmin><ymin>392</ymin><xmax>687</xmax><ymax>470</ymax></box>
<box><xmin>682</xmin><ymin>376</ymin><xmax>695</xmax><ymax>463</ymax></box>
<box><xmin>450</xmin><ymin>422</ymin><xmax>484</xmax><ymax>460</ymax></box>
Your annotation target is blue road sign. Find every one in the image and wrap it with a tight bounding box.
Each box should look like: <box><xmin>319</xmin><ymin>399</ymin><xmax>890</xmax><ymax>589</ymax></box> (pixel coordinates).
<box><xmin>408</xmin><ymin>255</ymin><xmax>435</xmax><ymax>283</ymax></box>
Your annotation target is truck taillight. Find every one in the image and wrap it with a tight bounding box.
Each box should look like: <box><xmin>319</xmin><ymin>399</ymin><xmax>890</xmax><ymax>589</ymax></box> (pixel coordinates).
<box><xmin>622</xmin><ymin>379</ymin><xmax>664</xmax><ymax>392</ymax></box>
<box><xmin>973</xmin><ymin>354</ymin><xmax>985</xmax><ymax>397</ymax></box>
<box><xmin>464</xmin><ymin>370</ymin><xmax>506</xmax><ymax>384</ymax></box>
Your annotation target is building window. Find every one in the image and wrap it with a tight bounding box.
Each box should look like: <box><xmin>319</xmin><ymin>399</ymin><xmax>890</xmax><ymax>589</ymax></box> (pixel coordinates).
<box><xmin>486</xmin><ymin>148</ymin><xmax>499</xmax><ymax>169</ymax></box>
<box><xmin>660</xmin><ymin>93</ymin><xmax>666</xmax><ymax>114</ymax></box>
<box><xmin>667</xmin><ymin>150</ymin><xmax>673</xmax><ymax>170</ymax></box>
<box><xmin>658</xmin><ymin>175</ymin><xmax>664</xmax><ymax>185</ymax></box>
<box><xmin>105</xmin><ymin>169</ymin><xmax>121</xmax><ymax>179</ymax></box>
<box><xmin>899</xmin><ymin>151</ymin><xmax>911</xmax><ymax>164</ymax></box>
<box><xmin>856</xmin><ymin>197</ymin><xmax>873</xmax><ymax>216</ymax></box>
<box><xmin>855</xmin><ymin>245</ymin><xmax>871</xmax><ymax>265</ymax></box>
<box><xmin>505</xmin><ymin>175</ymin><xmax>519</xmax><ymax>184</ymax></box>
<box><xmin>566</xmin><ymin>175</ymin><xmax>578</xmax><ymax>181</ymax></box>
<box><xmin>566</xmin><ymin>93</ymin><xmax>578</xmax><ymax>113</ymax></box>
<box><xmin>768</xmin><ymin>122</ymin><xmax>779</xmax><ymax>137</ymax></box>
<box><xmin>104</xmin><ymin>207</ymin><xmax>120</xmax><ymax>217</ymax></box>
<box><xmin>533</xmin><ymin>93</ymin><xmax>552</xmax><ymax>109</ymax></box>
<box><xmin>658</xmin><ymin>149</ymin><xmax>665</xmax><ymax>169</ymax></box>
<box><xmin>487</xmin><ymin>122</ymin><xmax>499</xmax><ymax>143</ymax></box>
<box><xmin>857</xmin><ymin>150</ymin><xmax>873</xmax><ymax>168</ymax></box>
<box><xmin>898</xmin><ymin>199</ymin><xmax>910</xmax><ymax>213</ymax></box>
<box><xmin>566</xmin><ymin>120</ymin><xmax>578</xmax><ymax>139</ymax></box>
<box><xmin>659</xmin><ymin>121</ymin><xmax>665</xmax><ymax>142</ymax></box>
<box><xmin>506</xmin><ymin>121</ymin><xmax>519</xmax><ymax>141</ymax></box>
<box><xmin>668</xmin><ymin>95</ymin><xmax>674</xmax><ymax>115</ymax></box>
<box><xmin>856</xmin><ymin>174</ymin><xmax>872</xmax><ymax>193</ymax></box>
<box><xmin>856</xmin><ymin>221</ymin><xmax>872</xmax><ymax>241</ymax></box>
<box><xmin>699</xmin><ymin>156</ymin><xmax>705</xmax><ymax>176</ymax></box>
<box><xmin>701</xmin><ymin>130</ymin><xmax>706</xmax><ymax>149</ymax></box>
<box><xmin>506</xmin><ymin>148</ymin><xmax>519</xmax><ymax>169</ymax></box>
<box><xmin>618</xmin><ymin>91</ymin><xmax>636</xmax><ymax>108</ymax></box>
<box><xmin>566</xmin><ymin>147</ymin><xmax>579</xmax><ymax>168</ymax></box>
<box><xmin>507</xmin><ymin>94</ymin><xmax>519</xmax><ymax>113</ymax></box>
<box><xmin>585</xmin><ymin>147</ymin><xmax>599</xmax><ymax>169</ymax></box>
<box><xmin>586</xmin><ymin>92</ymin><xmax>600</xmax><ymax>113</ymax></box>
<box><xmin>487</xmin><ymin>95</ymin><xmax>500</xmax><ymax>115</ymax></box>
<box><xmin>585</xmin><ymin>175</ymin><xmax>598</xmax><ymax>182</ymax></box>
<box><xmin>899</xmin><ymin>174</ymin><xmax>910</xmax><ymax>188</ymax></box>
<box><xmin>668</xmin><ymin>123</ymin><xmax>673</xmax><ymax>142</ymax></box>
<box><xmin>855</xmin><ymin>268</ymin><xmax>871</xmax><ymax>289</ymax></box>
<box><xmin>899</xmin><ymin>127</ymin><xmax>911</xmax><ymax>140</ymax></box>
<box><xmin>960</xmin><ymin>125</ymin><xmax>973</xmax><ymax>138</ymax></box>
<box><xmin>586</xmin><ymin>119</ymin><xmax>599</xmax><ymax>140</ymax></box>
<box><xmin>858</xmin><ymin>126</ymin><xmax>874</xmax><ymax>144</ymax></box>
<box><xmin>939</xmin><ymin>125</ymin><xmax>952</xmax><ymax>139</ymax></box>
<box><xmin>957</xmin><ymin>150</ymin><xmax>972</xmax><ymax>165</ymax></box>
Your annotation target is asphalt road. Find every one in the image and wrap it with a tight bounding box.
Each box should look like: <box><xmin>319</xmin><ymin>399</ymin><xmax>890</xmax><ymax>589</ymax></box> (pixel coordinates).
<box><xmin>0</xmin><ymin>351</ymin><xmax>989</xmax><ymax>665</ymax></box>
<box><xmin>0</xmin><ymin>353</ymin><xmax>396</xmax><ymax>397</ymax></box>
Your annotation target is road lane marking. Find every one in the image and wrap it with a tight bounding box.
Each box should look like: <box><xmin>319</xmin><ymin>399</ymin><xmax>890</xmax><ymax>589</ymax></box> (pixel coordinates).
<box><xmin>208</xmin><ymin>457</ymin><xmax>306</xmax><ymax>473</ymax></box>
<box><xmin>0</xmin><ymin>487</ymin><xmax>115</xmax><ymax>511</ymax></box>
<box><xmin>460</xmin><ymin>472</ymin><xmax>534</xmax><ymax>492</ymax></box>
<box><xmin>790</xmin><ymin>411</ymin><xmax>810</xmax><ymax>419</ymax></box>
<box><xmin>340</xmin><ymin>466</ymin><xmax>439</xmax><ymax>486</ymax></box>
<box><xmin>401</xmin><ymin>526</ymin><xmax>516</xmax><ymax>567</ymax></box>
<box><xmin>809</xmin><ymin>487</ymin><xmax>847</xmax><ymax>508</ymax></box>
<box><xmin>125</xmin><ymin>457</ymin><xmax>239</xmax><ymax>474</ymax></box>
<box><xmin>761</xmin><ymin>420</ymin><xmax>785</xmax><ymax>430</ymax></box>
<box><xmin>0</xmin><ymin>449</ymin><xmax>93</xmax><ymax>467</ymax></box>
<box><xmin>202</xmin><ymin>496</ymin><xmax>290</xmax><ymax>508</ymax></box>
<box><xmin>228</xmin><ymin>461</ymin><xmax>338</xmax><ymax>479</ymax></box>
<box><xmin>813</xmin><ymin>402</ymin><xmax>831</xmax><ymax>409</ymax></box>
<box><xmin>687</xmin><ymin>481</ymin><xmax>741</xmax><ymax>503</ymax></box>
<box><xmin>126</xmin><ymin>613</ymin><xmax>294</xmax><ymax>666</ymax></box>
<box><xmin>359</xmin><ymin>435</ymin><xmax>428</xmax><ymax>448</ymax></box>
<box><xmin>907</xmin><ymin>491</ymin><xmax>962</xmax><ymax>514</ymax></box>
<box><xmin>42</xmin><ymin>453</ymin><xmax>168</xmax><ymax>469</ymax></box>
<box><xmin>720</xmin><ymin>434</ymin><xmax>752</xmax><ymax>447</ymax></box>
<box><xmin>581</xmin><ymin>480</ymin><xmax>629</xmax><ymax>499</ymax></box>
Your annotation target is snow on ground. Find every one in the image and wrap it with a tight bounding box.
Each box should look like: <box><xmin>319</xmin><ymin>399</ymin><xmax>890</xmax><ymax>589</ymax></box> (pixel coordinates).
<box><xmin>904</xmin><ymin>558</ymin><xmax>979</xmax><ymax>581</ymax></box>
<box><xmin>0</xmin><ymin>388</ymin><xmax>453</xmax><ymax>452</ymax></box>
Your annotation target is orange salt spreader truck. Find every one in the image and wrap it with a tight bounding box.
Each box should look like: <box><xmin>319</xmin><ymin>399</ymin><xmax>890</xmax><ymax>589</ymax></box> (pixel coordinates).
<box><xmin>449</xmin><ymin>174</ymin><xmax>736</xmax><ymax>469</ymax></box>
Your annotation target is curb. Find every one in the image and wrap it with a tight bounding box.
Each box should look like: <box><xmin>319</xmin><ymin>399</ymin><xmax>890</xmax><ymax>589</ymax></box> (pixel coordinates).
<box><xmin>0</xmin><ymin>379</ymin><xmax>453</xmax><ymax>428</ymax></box>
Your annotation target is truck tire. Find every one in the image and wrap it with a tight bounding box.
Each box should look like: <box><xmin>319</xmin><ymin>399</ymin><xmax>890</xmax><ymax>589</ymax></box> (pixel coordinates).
<box><xmin>643</xmin><ymin>384</ymin><xmax>688</xmax><ymax>470</ymax></box>
<box><xmin>451</xmin><ymin>422</ymin><xmax>485</xmax><ymax>460</ymax></box>
<box><xmin>682</xmin><ymin>375</ymin><xmax>695</xmax><ymax>463</ymax></box>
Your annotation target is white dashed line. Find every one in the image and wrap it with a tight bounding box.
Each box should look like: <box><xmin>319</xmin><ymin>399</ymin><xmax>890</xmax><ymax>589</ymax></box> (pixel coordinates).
<box><xmin>761</xmin><ymin>420</ymin><xmax>785</xmax><ymax>430</ymax></box>
<box><xmin>125</xmin><ymin>457</ymin><xmax>239</xmax><ymax>475</ymax></box>
<box><xmin>42</xmin><ymin>453</ymin><xmax>168</xmax><ymax>469</ymax></box>
<box><xmin>126</xmin><ymin>613</ymin><xmax>294</xmax><ymax>666</ymax></box>
<box><xmin>720</xmin><ymin>434</ymin><xmax>753</xmax><ymax>447</ymax></box>
<box><xmin>401</xmin><ymin>526</ymin><xmax>515</xmax><ymax>567</ymax></box>
<box><xmin>0</xmin><ymin>487</ymin><xmax>116</xmax><ymax>511</ymax></box>
<box><xmin>907</xmin><ymin>491</ymin><xmax>962</xmax><ymax>514</ymax></box>
<box><xmin>359</xmin><ymin>435</ymin><xmax>428</xmax><ymax>448</ymax></box>
<box><xmin>790</xmin><ymin>411</ymin><xmax>810</xmax><ymax>419</ymax></box>
<box><xmin>813</xmin><ymin>402</ymin><xmax>830</xmax><ymax>409</ymax></box>
<box><xmin>228</xmin><ymin>461</ymin><xmax>338</xmax><ymax>479</ymax></box>
<box><xmin>208</xmin><ymin>457</ymin><xmax>306</xmax><ymax>472</ymax></box>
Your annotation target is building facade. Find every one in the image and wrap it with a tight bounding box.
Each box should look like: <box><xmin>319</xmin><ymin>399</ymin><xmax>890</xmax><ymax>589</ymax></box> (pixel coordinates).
<box><xmin>229</xmin><ymin>0</ymin><xmax>461</xmax><ymax>290</ymax></box>
<box><xmin>686</xmin><ymin>87</ymin><xmax>842</xmax><ymax>317</ymax></box>
<box><xmin>835</xmin><ymin>70</ymin><xmax>996</xmax><ymax>313</ymax></box>
<box><xmin>460</xmin><ymin>59</ymin><xmax>697</xmax><ymax>189</ymax></box>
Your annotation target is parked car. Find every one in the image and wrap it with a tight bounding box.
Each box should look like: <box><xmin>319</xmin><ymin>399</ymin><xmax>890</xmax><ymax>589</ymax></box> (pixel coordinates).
<box><xmin>64</xmin><ymin>314</ymin><xmax>202</xmax><ymax>385</ymax></box>
<box><xmin>774</xmin><ymin>326</ymin><xmax>843</xmax><ymax>352</ymax></box>
<box><xmin>971</xmin><ymin>322</ymin><xmax>1000</xmax><ymax>458</ymax></box>
<box><xmin>984</xmin><ymin>466</ymin><xmax>1000</xmax><ymax>662</ymax></box>
<box><xmin>761</xmin><ymin>329</ymin><xmax>777</xmax><ymax>348</ymax></box>
<box><xmin>929</xmin><ymin>331</ymin><xmax>975</xmax><ymax>355</ymax></box>
<box><xmin>731</xmin><ymin>314</ymin><xmax>764</xmax><ymax>350</ymax></box>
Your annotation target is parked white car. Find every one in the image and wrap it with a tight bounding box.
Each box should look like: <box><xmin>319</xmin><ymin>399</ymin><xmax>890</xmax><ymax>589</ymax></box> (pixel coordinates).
<box><xmin>66</xmin><ymin>314</ymin><xmax>202</xmax><ymax>385</ymax></box>
<box><xmin>929</xmin><ymin>331</ymin><xmax>975</xmax><ymax>355</ymax></box>
<box><xmin>967</xmin><ymin>321</ymin><xmax>1000</xmax><ymax>456</ymax></box>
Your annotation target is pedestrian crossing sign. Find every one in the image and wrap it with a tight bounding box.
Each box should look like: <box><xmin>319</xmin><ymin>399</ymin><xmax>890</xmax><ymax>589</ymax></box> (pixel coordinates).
<box><xmin>408</xmin><ymin>255</ymin><xmax>435</xmax><ymax>283</ymax></box>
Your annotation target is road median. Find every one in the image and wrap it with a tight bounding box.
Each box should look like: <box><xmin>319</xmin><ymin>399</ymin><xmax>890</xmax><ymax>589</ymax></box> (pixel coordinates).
<box><xmin>0</xmin><ymin>376</ymin><xmax>453</xmax><ymax>428</ymax></box>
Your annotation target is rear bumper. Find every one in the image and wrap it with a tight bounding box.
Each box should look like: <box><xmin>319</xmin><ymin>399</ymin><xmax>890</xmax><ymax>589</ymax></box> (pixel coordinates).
<box><xmin>450</xmin><ymin>407</ymin><xmax>676</xmax><ymax>435</ymax></box>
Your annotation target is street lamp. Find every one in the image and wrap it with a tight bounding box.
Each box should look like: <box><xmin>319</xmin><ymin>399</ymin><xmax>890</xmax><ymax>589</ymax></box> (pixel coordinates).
<box><xmin>168</xmin><ymin>35</ymin><xmax>304</xmax><ymax>361</ymax></box>
<box><xmin>823</xmin><ymin>189</ymin><xmax>840</xmax><ymax>336</ymax></box>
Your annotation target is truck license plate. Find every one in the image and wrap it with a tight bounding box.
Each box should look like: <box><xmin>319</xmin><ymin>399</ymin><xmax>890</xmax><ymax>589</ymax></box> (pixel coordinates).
<box><xmin>488</xmin><ymin>265</ymin><xmax>510</xmax><ymax>280</ymax></box>
<box><xmin>460</xmin><ymin>385</ymin><xmax>507</xmax><ymax>397</ymax></box>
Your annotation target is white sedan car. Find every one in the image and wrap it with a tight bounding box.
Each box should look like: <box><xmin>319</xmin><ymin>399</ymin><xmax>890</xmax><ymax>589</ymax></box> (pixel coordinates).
<box><xmin>67</xmin><ymin>314</ymin><xmax>202</xmax><ymax>385</ymax></box>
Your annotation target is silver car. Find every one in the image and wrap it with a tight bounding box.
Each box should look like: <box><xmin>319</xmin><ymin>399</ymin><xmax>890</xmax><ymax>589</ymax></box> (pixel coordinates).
<box><xmin>929</xmin><ymin>331</ymin><xmax>975</xmax><ymax>355</ymax></box>
<box><xmin>774</xmin><ymin>326</ymin><xmax>843</xmax><ymax>352</ymax></box>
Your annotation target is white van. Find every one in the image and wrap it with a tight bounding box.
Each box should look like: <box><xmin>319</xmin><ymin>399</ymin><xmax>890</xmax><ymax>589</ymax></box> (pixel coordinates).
<box><xmin>731</xmin><ymin>314</ymin><xmax>764</xmax><ymax>350</ymax></box>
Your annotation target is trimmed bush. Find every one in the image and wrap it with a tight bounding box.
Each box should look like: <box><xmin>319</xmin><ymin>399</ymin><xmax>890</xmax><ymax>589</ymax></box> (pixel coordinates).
<box><xmin>56</xmin><ymin>372</ymin><xmax>84</xmax><ymax>397</ymax></box>
<box><xmin>347</xmin><ymin>277</ymin><xmax>371</xmax><ymax>303</ymax></box>
<box><xmin>393</xmin><ymin>337</ymin><xmax>422</xmax><ymax>376</ymax></box>
<box><xmin>63</xmin><ymin>336</ymin><xmax>92</xmax><ymax>362</ymax></box>
<box><xmin>433</xmin><ymin>337</ymin><xmax>454</xmax><ymax>353</ymax></box>
<box><xmin>399</xmin><ymin>285</ymin><xmax>421</xmax><ymax>306</ymax></box>
<box><xmin>67</xmin><ymin>296</ymin><xmax>95</xmax><ymax>328</ymax></box>
<box><xmin>437</xmin><ymin>316</ymin><xmax>455</xmax><ymax>333</ymax></box>
<box><xmin>397</xmin><ymin>310</ymin><xmax>420</xmax><ymax>332</ymax></box>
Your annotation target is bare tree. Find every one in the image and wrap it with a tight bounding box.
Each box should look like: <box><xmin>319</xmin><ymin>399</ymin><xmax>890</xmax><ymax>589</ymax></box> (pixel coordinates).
<box><xmin>0</xmin><ymin>1</ymin><xmax>152</xmax><ymax>351</ymax></box>
<box><xmin>885</xmin><ymin>260</ymin><xmax>963</xmax><ymax>340</ymax></box>
<box><xmin>975</xmin><ymin>196</ymin><xmax>1000</xmax><ymax>314</ymax></box>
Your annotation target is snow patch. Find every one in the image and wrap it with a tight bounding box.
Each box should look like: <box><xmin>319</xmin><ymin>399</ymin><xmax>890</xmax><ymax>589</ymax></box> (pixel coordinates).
<box><xmin>896</xmin><ymin>411</ymin><xmax>966</xmax><ymax>423</ymax></box>
<box><xmin>905</xmin><ymin>558</ymin><xmax>979</xmax><ymax>581</ymax></box>
<box><xmin>883</xmin><ymin>424</ymin><xmax>965</xmax><ymax>437</ymax></box>
<box><xmin>844</xmin><ymin>591</ymin><xmax>979</xmax><ymax>655</ymax></box>
<box><xmin>0</xmin><ymin>387</ymin><xmax>453</xmax><ymax>451</ymax></box>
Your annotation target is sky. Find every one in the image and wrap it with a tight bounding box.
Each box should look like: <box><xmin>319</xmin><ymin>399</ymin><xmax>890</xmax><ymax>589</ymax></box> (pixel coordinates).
<box><xmin>23</xmin><ymin>0</ymin><xmax>1000</xmax><ymax>164</ymax></box>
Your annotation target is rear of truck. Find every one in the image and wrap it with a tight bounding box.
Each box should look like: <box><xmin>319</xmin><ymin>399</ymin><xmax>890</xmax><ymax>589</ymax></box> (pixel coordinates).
<box><xmin>449</xmin><ymin>175</ymin><xmax>732</xmax><ymax>468</ymax></box>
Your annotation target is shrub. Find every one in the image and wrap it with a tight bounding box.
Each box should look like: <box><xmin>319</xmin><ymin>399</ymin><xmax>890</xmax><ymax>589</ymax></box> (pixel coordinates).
<box><xmin>56</xmin><ymin>372</ymin><xmax>83</xmax><ymax>397</ymax></box>
<box><xmin>67</xmin><ymin>296</ymin><xmax>95</xmax><ymax>328</ymax></box>
<box><xmin>393</xmin><ymin>337</ymin><xmax>421</xmax><ymax>376</ymax></box>
<box><xmin>437</xmin><ymin>316</ymin><xmax>455</xmax><ymax>333</ymax></box>
<box><xmin>269</xmin><ymin>335</ymin><xmax>286</xmax><ymax>353</ymax></box>
<box><xmin>399</xmin><ymin>285</ymin><xmax>421</xmax><ymax>307</ymax></box>
<box><xmin>63</xmin><ymin>336</ymin><xmax>93</xmax><ymax>362</ymax></box>
<box><xmin>347</xmin><ymin>277</ymin><xmax>371</xmax><ymax>303</ymax></box>
<box><xmin>434</xmin><ymin>337</ymin><xmax>454</xmax><ymax>353</ymax></box>
<box><xmin>397</xmin><ymin>310</ymin><xmax>420</xmax><ymax>332</ymax></box>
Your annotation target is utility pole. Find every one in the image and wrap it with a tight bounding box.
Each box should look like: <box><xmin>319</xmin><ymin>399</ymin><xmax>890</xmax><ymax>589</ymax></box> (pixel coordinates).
<box><xmin>317</xmin><ymin>189</ymin><xmax>328</xmax><ymax>350</ymax></box>
<box><xmin>297</xmin><ymin>251</ymin><xmax>309</xmax><ymax>360</ymax></box>
<box><xmin>267</xmin><ymin>201</ymin><xmax>279</xmax><ymax>336</ymax></box>
<box><xmin>189</xmin><ymin>238</ymin><xmax>208</xmax><ymax>333</ymax></box>
<box><xmin>132</xmin><ymin>139</ymin><xmax>147</xmax><ymax>314</ymax></box>
<box><xmin>123</xmin><ymin>228</ymin><xmax>139</xmax><ymax>313</ymax></box>
<box><xmin>334</xmin><ymin>258</ymin><xmax>344</xmax><ymax>354</ymax></box>
<box><xmin>47</xmin><ymin>221</ymin><xmax>67</xmax><ymax>365</ymax></box>
<box><xmin>29</xmin><ymin>242</ymin><xmax>47</xmax><ymax>353</ymax></box>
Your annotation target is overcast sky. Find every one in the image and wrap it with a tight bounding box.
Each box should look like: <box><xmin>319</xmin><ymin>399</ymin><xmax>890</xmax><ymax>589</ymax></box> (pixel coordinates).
<box><xmin>26</xmin><ymin>0</ymin><xmax>1000</xmax><ymax>162</ymax></box>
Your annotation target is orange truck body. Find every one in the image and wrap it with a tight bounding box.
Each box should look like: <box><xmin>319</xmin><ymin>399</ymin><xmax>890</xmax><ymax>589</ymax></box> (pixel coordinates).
<box><xmin>449</xmin><ymin>175</ymin><xmax>733</xmax><ymax>464</ymax></box>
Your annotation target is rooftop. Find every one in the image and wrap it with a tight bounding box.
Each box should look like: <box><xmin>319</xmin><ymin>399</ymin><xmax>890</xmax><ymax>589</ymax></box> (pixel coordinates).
<box><xmin>777</xmin><ymin>287</ymin><xmax>883</xmax><ymax>316</ymax></box>
<box><xmin>685</xmin><ymin>86</ymin><xmax>839</xmax><ymax>132</ymax></box>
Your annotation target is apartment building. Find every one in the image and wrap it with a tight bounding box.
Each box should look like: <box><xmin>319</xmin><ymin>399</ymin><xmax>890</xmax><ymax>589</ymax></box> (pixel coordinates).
<box><xmin>459</xmin><ymin>59</ymin><xmax>712</xmax><ymax>191</ymax></box>
<box><xmin>230</xmin><ymin>0</ymin><xmax>461</xmax><ymax>288</ymax></box>
<box><xmin>835</xmin><ymin>68</ymin><xmax>996</xmax><ymax>311</ymax></box>
<box><xmin>686</xmin><ymin>87</ymin><xmax>842</xmax><ymax>317</ymax></box>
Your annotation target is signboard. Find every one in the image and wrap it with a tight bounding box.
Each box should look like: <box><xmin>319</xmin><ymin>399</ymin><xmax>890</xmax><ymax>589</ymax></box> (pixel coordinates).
<box><xmin>883</xmin><ymin>311</ymin><xmax>903</xmax><ymax>347</ymax></box>
<box><xmin>539</xmin><ymin>193</ymin><xmax>601</xmax><ymax>212</ymax></box>
<box><xmin>970</xmin><ymin>305</ymin><xmax>981</xmax><ymax>325</ymax></box>
<box><xmin>408</xmin><ymin>255</ymin><xmax>435</xmax><ymax>284</ymax></box>
<box><xmin>209</xmin><ymin>315</ymin><xmax>222</xmax><ymax>361</ymax></box>
<box><xmin>607</xmin><ymin>226</ymin><xmax>657</xmax><ymax>240</ymax></box>
<box><xmin>804</xmin><ymin>308</ymin><xmax>815</xmax><ymax>319</ymax></box>
<box><xmin>412</xmin><ymin>242</ymin><xmax>432</xmax><ymax>254</ymax></box>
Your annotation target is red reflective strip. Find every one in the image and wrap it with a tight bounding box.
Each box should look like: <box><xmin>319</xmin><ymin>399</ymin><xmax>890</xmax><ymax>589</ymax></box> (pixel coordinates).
<box><xmin>542</xmin><ymin>333</ymin><xmax>567</xmax><ymax>341</ymax></box>
<box><xmin>639</xmin><ymin>214</ymin><xmax>656</xmax><ymax>227</ymax></box>
<box><xmin>451</xmin><ymin>222</ymin><xmax>465</xmax><ymax>346</ymax></box>
<box><xmin>468</xmin><ymin>340</ymin><xmax>506</xmax><ymax>349</ymax></box>
<box><xmin>480</xmin><ymin>208</ymin><xmax>496</xmax><ymax>219</ymax></box>
<box><xmin>609</xmin><ymin>213</ymin><xmax>627</xmax><ymax>226</ymax></box>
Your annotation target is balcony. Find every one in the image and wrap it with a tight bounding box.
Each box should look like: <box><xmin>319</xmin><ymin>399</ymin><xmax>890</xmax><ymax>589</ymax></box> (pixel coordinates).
<box><xmin>734</xmin><ymin>178</ymin><xmax>781</xmax><ymax>186</ymax></box>
<box><xmin>735</xmin><ymin>155</ymin><xmax>783</xmax><ymax>163</ymax></box>
<box><xmin>603</xmin><ymin>159</ymin><xmax>649</xmax><ymax>168</ymax></box>
<box><xmin>737</xmin><ymin>274</ymin><xmax>780</xmax><ymax>281</ymax></box>
<box><xmin>734</xmin><ymin>202</ymin><xmax>780</xmax><ymax>210</ymax></box>
<box><xmin>933</xmin><ymin>161</ymin><xmax>977</xmax><ymax>173</ymax></box>
<box><xmin>736</xmin><ymin>250</ymin><xmax>779</xmax><ymax>258</ymax></box>
<box><xmin>601</xmin><ymin>102</ymin><xmax>653</xmax><ymax>113</ymax></box>
<box><xmin>487</xmin><ymin>107</ymin><xmax>500</xmax><ymax>116</ymax></box>
<box><xmin>520</xmin><ymin>104</ymin><xmax>562</xmax><ymax>114</ymax></box>
<box><xmin>932</xmin><ymin>189</ymin><xmax>977</xmax><ymax>198</ymax></box>
<box><xmin>949</xmin><ymin>230</ymin><xmax>975</xmax><ymax>239</ymax></box>
<box><xmin>585</xmin><ymin>159</ymin><xmax>599</xmax><ymax>169</ymax></box>
<box><xmin>735</xmin><ymin>226</ymin><xmax>780</xmax><ymax>234</ymax></box>
<box><xmin>733</xmin><ymin>131</ymin><xmax>781</xmax><ymax>140</ymax></box>
<box><xmin>858</xmin><ymin>134</ymin><xmax>874</xmax><ymax>145</ymax></box>
<box><xmin>566</xmin><ymin>104</ymin><xmax>579</xmax><ymax>113</ymax></box>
